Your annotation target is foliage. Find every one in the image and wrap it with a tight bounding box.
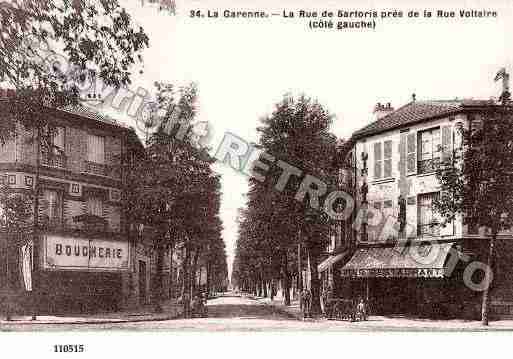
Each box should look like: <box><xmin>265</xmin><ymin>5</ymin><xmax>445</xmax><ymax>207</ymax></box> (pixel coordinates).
<box><xmin>435</xmin><ymin>106</ymin><xmax>513</xmax><ymax>233</ymax></box>
<box><xmin>233</xmin><ymin>94</ymin><xmax>339</xmax><ymax>306</ymax></box>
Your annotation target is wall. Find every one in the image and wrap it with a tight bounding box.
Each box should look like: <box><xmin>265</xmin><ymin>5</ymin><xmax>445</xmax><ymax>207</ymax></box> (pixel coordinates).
<box><xmin>354</xmin><ymin>114</ymin><xmax>467</xmax><ymax>244</ymax></box>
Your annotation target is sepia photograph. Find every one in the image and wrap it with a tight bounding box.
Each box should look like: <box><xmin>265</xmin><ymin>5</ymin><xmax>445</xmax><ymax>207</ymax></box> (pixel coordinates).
<box><xmin>0</xmin><ymin>0</ymin><xmax>513</xmax><ymax>356</ymax></box>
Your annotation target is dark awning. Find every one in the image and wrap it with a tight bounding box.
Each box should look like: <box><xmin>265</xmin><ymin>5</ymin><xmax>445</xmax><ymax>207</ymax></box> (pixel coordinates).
<box><xmin>340</xmin><ymin>243</ymin><xmax>454</xmax><ymax>278</ymax></box>
<box><xmin>318</xmin><ymin>251</ymin><xmax>350</xmax><ymax>272</ymax></box>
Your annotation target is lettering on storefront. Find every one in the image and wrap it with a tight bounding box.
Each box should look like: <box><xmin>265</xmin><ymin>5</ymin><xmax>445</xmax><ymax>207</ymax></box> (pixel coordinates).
<box><xmin>341</xmin><ymin>267</ymin><xmax>445</xmax><ymax>278</ymax></box>
<box><xmin>44</xmin><ymin>235</ymin><xmax>129</xmax><ymax>272</ymax></box>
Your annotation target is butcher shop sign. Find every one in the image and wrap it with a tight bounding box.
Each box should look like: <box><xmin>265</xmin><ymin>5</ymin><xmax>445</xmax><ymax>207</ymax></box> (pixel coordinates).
<box><xmin>43</xmin><ymin>235</ymin><xmax>130</xmax><ymax>272</ymax></box>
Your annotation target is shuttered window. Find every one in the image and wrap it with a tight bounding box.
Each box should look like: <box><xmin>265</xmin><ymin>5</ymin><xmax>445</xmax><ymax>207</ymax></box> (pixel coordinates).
<box><xmin>42</xmin><ymin>189</ymin><xmax>62</xmax><ymax>226</ymax></box>
<box><xmin>441</xmin><ymin>125</ymin><xmax>453</xmax><ymax>163</ymax></box>
<box><xmin>87</xmin><ymin>134</ymin><xmax>105</xmax><ymax>164</ymax></box>
<box><xmin>406</xmin><ymin>132</ymin><xmax>416</xmax><ymax>174</ymax></box>
<box><xmin>373</xmin><ymin>142</ymin><xmax>382</xmax><ymax>179</ymax></box>
<box><xmin>373</xmin><ymin>140</ymin><xmax>394</xmax><ymax>179</ymax></box>
<box><xmin>383</xmin><ymin>140</ymin><xmax>392</xmax><ymax>178</ymax></box>
<box><xmin>87</xmin><ymin>196</ymin><xmax>103</xmax><ymax>217</ymax></box>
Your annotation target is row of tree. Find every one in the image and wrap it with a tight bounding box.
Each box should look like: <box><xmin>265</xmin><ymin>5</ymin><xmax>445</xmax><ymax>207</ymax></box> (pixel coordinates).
<box><xmin>123</xmin><ymin>81</ymin><xmax>228</xmax><ymax>316</ymax></box>
<box><xmin>231</xmin><ymin>95</ymin><xmax>342</xmax><ymax>314</ymax></box>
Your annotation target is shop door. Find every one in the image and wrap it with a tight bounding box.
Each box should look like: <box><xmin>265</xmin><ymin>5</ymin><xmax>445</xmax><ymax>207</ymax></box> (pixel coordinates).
<box><xmin>139</xmin><ymin>260</ymin><xmax>147</xmax><ymax>304</ymax></box>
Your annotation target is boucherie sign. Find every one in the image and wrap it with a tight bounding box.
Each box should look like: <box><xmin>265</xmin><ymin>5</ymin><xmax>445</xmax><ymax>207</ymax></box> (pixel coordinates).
<box><xmin>43</xmin><ymin>235</ymin><xmax>129</xmax><ymax>272</ymax></box>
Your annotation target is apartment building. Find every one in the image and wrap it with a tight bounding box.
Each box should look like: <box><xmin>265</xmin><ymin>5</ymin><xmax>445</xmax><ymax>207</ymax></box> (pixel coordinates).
<box><xmin>338</xmin><ymin>98</ymin><xmax>513</xmax><ymax>318</ymax></box>
<box><xmin>0</xmin><ymin>92</ymin><xmax>175</xmax><ymax>314</ymax></box>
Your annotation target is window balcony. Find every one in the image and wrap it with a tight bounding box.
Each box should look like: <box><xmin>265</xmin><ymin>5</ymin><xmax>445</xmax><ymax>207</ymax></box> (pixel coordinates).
<box><xmin>417</xmin><ymin>158</ymin><xmax>440</xmax><ymax>174</ymax></box>
<box><xmin>85</xmin><ymin>161</ymin><xmax>107</xmax><ymax>176</ymax></box>
<box><xmin>417</xmin><ymin>222</ymin><xmax>441</xmax><ymax>237</ymax></box>
<box><xmin>41</xmin><ymin>151</ymin><xmax>66</xmax><ymax>169</ymax></box>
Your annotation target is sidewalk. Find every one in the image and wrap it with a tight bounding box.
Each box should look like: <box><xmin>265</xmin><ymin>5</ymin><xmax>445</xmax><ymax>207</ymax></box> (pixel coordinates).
<box><xmin>0</xmin><ymin>299</ymin><xmax>183</xmax><ymax>325</ymax></box>
<box><xmin>254</xmin><ymin>296</ymin><xmax>513</xmax><ymax>330</ymax></box>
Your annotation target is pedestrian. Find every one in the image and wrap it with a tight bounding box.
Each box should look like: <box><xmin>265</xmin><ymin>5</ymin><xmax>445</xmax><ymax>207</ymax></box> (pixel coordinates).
<box><xmin>301</xmin><ymin>288</ymin><xmax>311</xmax><ymax>319</ymax></box>
<box><xmin>356</xmin><ymin>297</ymin><xmax>367</xmax><ymax>321</ymax></box>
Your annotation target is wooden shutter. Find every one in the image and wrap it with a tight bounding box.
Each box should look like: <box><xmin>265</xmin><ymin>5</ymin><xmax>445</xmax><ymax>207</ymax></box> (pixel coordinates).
<box><xmin>406</xmin><ymin>132</ymin><xmax>416</xmax><ymax>174</ymax></box>
<box><xmin>373</xmin><ymin>142</ymin><xmax>382</xmax><ymax>179</ymax></box>
<box><xmin>441</xmin><ymin>125</ymin><xmax>453</xmax><ymax>163</ymax></box>
<box><xmin>383</xmin><ymin>140</ymin><xmax>392</xmax><ymax>178</ymax></box>
<box><xmin>87</xmin><ymin>135</ymin><xmax>105</xmax><ymax>164</ymax></box>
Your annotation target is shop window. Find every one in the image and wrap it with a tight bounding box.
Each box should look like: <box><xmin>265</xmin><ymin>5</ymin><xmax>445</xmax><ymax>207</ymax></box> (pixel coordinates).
<box><xmin>417</xmin><ymin>192</ymin><xmax>440</xmax><ymax>237</ymax></box>
<box><xmin>417</xmin><ymin>127</ymin><xmax>440</xmax><ymax>174</ymax></box>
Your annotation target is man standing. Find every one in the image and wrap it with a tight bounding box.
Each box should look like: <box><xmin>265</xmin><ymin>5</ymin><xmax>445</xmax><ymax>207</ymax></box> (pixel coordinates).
<box><xmin>301</xmin><ymin>288</ymin><xmax>311</xmax><ymax>319</ymax></box>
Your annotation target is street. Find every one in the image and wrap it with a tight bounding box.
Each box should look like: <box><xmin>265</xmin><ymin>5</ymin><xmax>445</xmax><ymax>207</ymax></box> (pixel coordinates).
<box><xmin>3</xmin><ymin>293</ymin><xmax>513</xmax><ymax>331</ymax></box>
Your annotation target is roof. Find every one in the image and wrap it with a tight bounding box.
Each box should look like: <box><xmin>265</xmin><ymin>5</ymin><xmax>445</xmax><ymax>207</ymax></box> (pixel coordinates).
<box><xmin>59</xmin><ymin>102</ymin><xmax>129</xmax><ymax>129</ymax></box>
<box><xmin>352</xmin><ymin>99</ymin><xmax>495</xmax><ymax>139</ymax></box>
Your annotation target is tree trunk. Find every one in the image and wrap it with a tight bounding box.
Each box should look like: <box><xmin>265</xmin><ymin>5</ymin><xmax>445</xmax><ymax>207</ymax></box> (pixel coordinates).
<box><xmin>262</xmin><ymin>278</ymin><xmax>268</xmax><ymax>298</ymax></box>
<box><xmin>191</xmin><ymin>248</ymin><xmax>201</xmax><ymax>297</ymax></box>
<box><xmin>206</xmin><ymin>262</ymin><xmax>212</xmax><ymax>298</ymax></box>
<box><xmin>282</xmin><ymin>251</ymin><xmax>291</xmax><ymax>306</ymax></box>
<box><xmin>168</xmin><ymin>237</ymin><xmax>175</xmax><ymax>299</ymax></box>
<box><xmin>307</xmin><ymin>244</ymin><xmax>321</xmax><ymax>315</ymax></box>
<box><xmin>154</xmin><ymin>237</ymin><xmax>165</xmax><ymax>313</ymax></box>
<box><xmin>182</xmin><ymin>240</ymin><xmax>191</xmax><ymax>318</ymax></box>
<box><xmin>481</xmin><ymin>230</ymin><xmax>497</xmax><ymax>326</ymax></box>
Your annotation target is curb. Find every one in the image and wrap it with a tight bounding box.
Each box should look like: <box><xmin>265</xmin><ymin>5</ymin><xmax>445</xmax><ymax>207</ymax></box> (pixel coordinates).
<box><xmin>0</xmin><ymin>313</ymin><xmax>183</xmax><ymax>326</ymax></box>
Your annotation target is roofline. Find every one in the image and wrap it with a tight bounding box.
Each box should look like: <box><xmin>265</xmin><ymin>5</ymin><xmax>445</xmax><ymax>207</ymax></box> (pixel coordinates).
<box><xmin>351</xmin><ymin>102</ymin><xmax>510</xmax><ymax>141</ymax></box>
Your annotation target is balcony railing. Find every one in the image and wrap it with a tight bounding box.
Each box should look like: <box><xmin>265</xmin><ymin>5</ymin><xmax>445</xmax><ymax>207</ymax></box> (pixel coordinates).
<box><xmin>417</xmin><ymin>158</ymin><xmax>440</xmax><ymax>174</ymax></box>
<box><xmin>41</xmin><ymin>151</ymin><xmax>66</xmax><ymax>169</ymax></box>
<box><xmin>85</xmin><ymin>161</ymin><xmax>106</xmax><ymax>176</ymax></box>
<box><xmin>418</xmin><ymin>222</ymin><xmax>441</xmax><ymax>237</ymax></box>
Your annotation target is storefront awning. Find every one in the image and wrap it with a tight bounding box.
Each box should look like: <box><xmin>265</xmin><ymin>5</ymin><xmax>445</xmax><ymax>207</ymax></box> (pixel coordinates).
<box><xmin>318</xmin><ymin>251</ymin><xmax>349</xmax><ymax>272</ymax></box>
<box><xmin>340</xmin><ymin>243</ymin><xmax>454</xmax><ymax>278</ymax></box>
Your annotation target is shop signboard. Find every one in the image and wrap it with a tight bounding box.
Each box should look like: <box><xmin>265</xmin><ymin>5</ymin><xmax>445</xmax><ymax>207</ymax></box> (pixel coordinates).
<box><xmin>340</xmin><ymin>267</ymin><xmax>445</xmax><ymax>278</ymax></box>
<box><xmin>43</xmin><ymin>235</ymin><xmax>130</xmax><ymax>272</ymax></box>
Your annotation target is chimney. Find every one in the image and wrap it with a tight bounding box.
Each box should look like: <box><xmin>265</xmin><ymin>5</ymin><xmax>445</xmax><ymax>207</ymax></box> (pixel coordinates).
<box><xmin>373</xmin><ymin>102</ymin><xmax>394</xmax><ymax>120</ymax></box>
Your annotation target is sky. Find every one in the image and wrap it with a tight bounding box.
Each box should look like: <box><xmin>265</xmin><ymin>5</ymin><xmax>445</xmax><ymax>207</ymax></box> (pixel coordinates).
<box><xmin>106</xmin><ymin>0</ymin><xmax>512</xmax><ymax>277</ymax></box>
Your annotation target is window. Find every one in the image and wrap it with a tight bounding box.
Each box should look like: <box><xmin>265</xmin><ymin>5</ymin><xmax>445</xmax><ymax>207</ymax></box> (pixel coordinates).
<box><xmin>373</xmin><ymin>140</ymin><xmax>393</xmax><ymax>179</ymax></box>
<box><xmin>87</xmin><ymin>134</ymin><xmax>105</xmax><ymax>164</ymax></box>
<box><xmin>42</xmin><ymin>127</ymin><xmax>65</xmax><ymax>168</ymax></box>
<box><xmin>42</xmin><ymin>189</ymin><xmax>62</xmax><ymax>225</ymax></box>
<box><xmin>417</xmin><ymin>192</ymin><xmax>440</xmax><ymax>237</ymax></box>
<box><xmin>87</xmin><ymin>196</ymin><xmax>103</xmax><ymax>217</ymax></box>
<box><xmin>418</xmin><ymin>128</ymin><xmax>440</xmax><ymax>174</ymax></box>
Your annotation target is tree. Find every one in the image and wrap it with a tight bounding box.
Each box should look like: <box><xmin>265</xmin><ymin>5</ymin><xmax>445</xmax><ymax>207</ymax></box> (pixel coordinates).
<box><xmin>234</xmin><ymin>94</ymin><xmax>338</xmax><ymax>313</ymax></box>
<box><xmin>123</xmin><ymin>82</ymin><xmax>226</xmax><ymax>316</ymax></box>
<box><xmin>435</xmin><ymin>104</ymin><xmax>513</xmax><ymax>325</ymax></box>
<box><xmin>0</xmin><ymin>185</ymin><xmax>32</xmax><ymax>320</ymax></box>
<box><xmin>0</xmin><ymin>0</ymin><xmax>148</xmax><ymax>318</ymax></box>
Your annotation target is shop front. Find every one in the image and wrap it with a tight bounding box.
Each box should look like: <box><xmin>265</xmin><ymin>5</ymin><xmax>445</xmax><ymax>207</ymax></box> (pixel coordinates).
<box><xmin>339</xmin><ymin>242</ymin><xmax>481</xmax><ymax>318</ymax></box>
<box><xmin>36</xmin><ymin>234</ymin><xmax>130</xmax><ymax>314</ymax></box>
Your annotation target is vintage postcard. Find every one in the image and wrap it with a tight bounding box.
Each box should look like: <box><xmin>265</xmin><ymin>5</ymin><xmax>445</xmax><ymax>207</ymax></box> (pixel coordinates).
<box><xmin>0</xmin><ymin>0</ymin><xmax>512</xmax><ymax>357</ymax></box>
